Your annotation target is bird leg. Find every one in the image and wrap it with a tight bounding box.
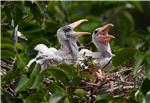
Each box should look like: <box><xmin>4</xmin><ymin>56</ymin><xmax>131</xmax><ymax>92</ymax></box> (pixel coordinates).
<box><xmin>92</xmin><ymin>68</ymin><xmax>104</xmax><ymax>81</ymax></box>
<box><xmin>109</xmin><ymin>80</ymin><xmax>114</xmax><ymax>94</ymax></box>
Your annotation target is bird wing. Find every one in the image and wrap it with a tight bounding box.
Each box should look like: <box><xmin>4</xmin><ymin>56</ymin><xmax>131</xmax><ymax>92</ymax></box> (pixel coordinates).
<box><xmin>78</xmin><ymin>49</ymin><xmax>93</xmax><ymax>57</ymax></box>
<box><xmin>27</xmin><ymin>44</ymin><xmax>63</xmax><ymax>68</ymax></box>
<box><xmin>94</xmin><ymin>57</ymin><xmax>112</xmax><ymax>69</ymax></box>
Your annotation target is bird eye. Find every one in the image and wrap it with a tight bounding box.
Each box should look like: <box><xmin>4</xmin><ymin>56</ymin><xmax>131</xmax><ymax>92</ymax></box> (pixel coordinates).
<box><xmin>94</xmin><ymin>29</ymin><xmax>98</xmax><ymax>34</ymax></box>
<box><xmin>62</xmin><ymin>27</ymin><xmax>71</xmax><ymax>33</ymax></box>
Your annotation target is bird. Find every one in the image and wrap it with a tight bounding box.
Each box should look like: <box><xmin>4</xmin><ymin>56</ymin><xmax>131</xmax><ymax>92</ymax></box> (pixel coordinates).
<box><xmin>26</xmin><ymin>19</ymin><xmax>91</xmax><ymax>68</ymax></box>
<box><xmin>92</xmin><ymin>23</ymin><xmax>115</xmax><ymax>67</ymax></box>
<box><xmin>57</xmin><ymin>19</ymin><xmax>91</xmax><ymax>64</ymax></box>
<box><xmin>26</xmin><ymin>44</ymin><xmax>63</xmax><ymax>69</ymax></box>
<box><xmin>79</xmin><ymin>23</ymin><xmax>115</xmax><ymax>80</ymax></box>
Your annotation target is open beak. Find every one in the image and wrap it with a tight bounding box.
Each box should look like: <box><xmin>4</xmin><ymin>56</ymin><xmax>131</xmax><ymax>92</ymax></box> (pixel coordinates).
<box><xmin>68</xmin><ymin>19</ymin><xmax>91</xmax><ymax>38</ymax></box>
<box><xmin>98</xmin><ymin>23</ymin><xmax>115</xmax><ymax>42</ymax></box>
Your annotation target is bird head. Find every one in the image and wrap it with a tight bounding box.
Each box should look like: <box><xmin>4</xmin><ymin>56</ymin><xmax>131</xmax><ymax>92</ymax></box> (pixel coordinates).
<box><xmin>92</xmin><ymin>23</ymin><xmax>115</xmax><ymax>57</ymax></box>
<box><xmin>57</xmin><ymin>19</ymin><xmax>91</xmax><ymax>59</ymax></box>
<box><xmin>57</xmin><ymin>19</ymin><xmax>91</xmax><ymax>43</ymax></box>
<box><xmin>92</xmin><ymin>23</ymin><xmax>114</xmax><ymax>43</ymax></box>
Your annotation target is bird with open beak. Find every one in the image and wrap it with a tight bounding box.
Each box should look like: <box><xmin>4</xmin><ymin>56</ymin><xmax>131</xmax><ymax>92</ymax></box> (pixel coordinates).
<box><xmin>57</xmin><ymin>19</ymin><xmax>91</xmax><ymax>64</ymax></box>
<box><xmin>79</xmin><ymin>23</ymin><xmax>115</xmax><ymax>80</ymax></box>
<box><xmin>92</xmin><ymin>23</ymin><xmax>115</xmax><ymax>80</ymax></box>
<box><xmin>26</xmin><ymin>19</ymin><xmax>91</xmax><ymax>69</ymax></box>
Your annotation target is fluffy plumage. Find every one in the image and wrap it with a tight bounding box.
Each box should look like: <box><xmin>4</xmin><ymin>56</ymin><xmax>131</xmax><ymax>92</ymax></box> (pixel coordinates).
<box><xmin>27</xmin><ymin>19</ymin><xmax>91</xmax><ymax>68</ymax></box>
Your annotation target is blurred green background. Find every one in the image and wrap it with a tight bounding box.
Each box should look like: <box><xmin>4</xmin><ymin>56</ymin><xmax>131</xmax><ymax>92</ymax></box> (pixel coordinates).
<box><xmin>1</xmin><ymin>1</ymin><xmax>150</xmax><ymax>103</ymax></box>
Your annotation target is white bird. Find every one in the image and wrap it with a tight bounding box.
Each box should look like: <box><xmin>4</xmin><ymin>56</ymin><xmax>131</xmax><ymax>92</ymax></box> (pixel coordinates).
<box><xmin>79</xmin><ymin>23</ymin><xmax>115</xmax><ymax>79</ymax></box>
<box><xmin>27</xmin><ymin>19</ymin><xmax>91</xmax><ymax>68</ymax></box>
<box><xmin>57</xmin><ymin>19</ymin><xmax>91</xmax><ymax>64</ymax></box>
<box><xmin>26</xmin><ymin>44</ymin><xmax>63</xmax><ymax>69</ymax></box>
<box><xmin>92</xmin><ymin>23</ymin><xmax>115</xmax><ymax>68</ymax></box>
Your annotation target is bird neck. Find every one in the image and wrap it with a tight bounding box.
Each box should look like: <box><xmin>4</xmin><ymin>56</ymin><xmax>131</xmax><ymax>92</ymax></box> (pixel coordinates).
<box><xmin>60</xmin><ymin>40</ymin><xmax>78</xmax><ymax>59</ymax></box>
<box><xmin>95</xmin><ymin>42</ymin><xmax>112</xmax><ymax>58</ymax></box>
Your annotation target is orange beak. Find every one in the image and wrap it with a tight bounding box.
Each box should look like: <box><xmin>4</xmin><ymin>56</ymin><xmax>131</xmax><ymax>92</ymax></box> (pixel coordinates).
<box><xmin>98</xmin><ymin>23</ymin><xmax>115</xmax><ymax>42</ymax></box>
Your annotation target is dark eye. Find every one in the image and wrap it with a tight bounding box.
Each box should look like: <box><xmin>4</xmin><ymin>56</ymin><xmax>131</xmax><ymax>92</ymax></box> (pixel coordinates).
<box><xmin>94</xmin><ymin>29</ymin><xmax>98</xmax><ymax>34</ymax></box>
<box><xmin>62</xmin><ymin>27</ymin><xmax>71</xmax><ymax>33</ymax></box>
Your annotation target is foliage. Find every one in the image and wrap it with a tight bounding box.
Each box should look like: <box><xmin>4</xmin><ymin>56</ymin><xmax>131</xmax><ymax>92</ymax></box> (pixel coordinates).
<box><xmin>1</xmin><ymin>1</ymin><xmax>150</xmax><ymax>103</ymax></box>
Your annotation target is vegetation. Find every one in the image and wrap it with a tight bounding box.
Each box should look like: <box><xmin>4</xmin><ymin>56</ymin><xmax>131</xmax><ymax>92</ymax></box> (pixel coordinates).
<box><xmin>1</xmin><ymin>1</ymin><xmax>150</xmax><ymax>103</ymax></box>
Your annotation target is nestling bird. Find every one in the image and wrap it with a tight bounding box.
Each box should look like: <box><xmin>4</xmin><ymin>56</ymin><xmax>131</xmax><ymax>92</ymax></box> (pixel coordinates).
<box><xmin>92</xmin><ymin>23</ymin><xmax>115</xmax><ymax>80</ymax></box>
<box><xmin>79</xmin><ymin>23</ymin><xmax>115</xmax><ymax>80</ymax></box>
<box><xmin>57</xmin><ymin>19</ymin><xmax>91</xmax><ymax>64</ymax></box>
<box><xmin>27</xmin><ymin>19</ymin><xmax>91</xmax><ymax>68</ymax></box>
<box><xmin>92</xmin><ymin>23</ymin><xmax>114</xmax><ymax>67</ymax></box>
<box><xmin>26</xmin><ymin>44</ymin><xmax>63</xmax><ymax>69</ymax></box>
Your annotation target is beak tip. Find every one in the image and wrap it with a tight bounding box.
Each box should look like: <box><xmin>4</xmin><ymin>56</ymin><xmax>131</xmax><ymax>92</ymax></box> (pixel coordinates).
<box><xmin>83</xmin><ymin>19</ymin><xmax>88</xmax><ymax>22</ymax></box>
<box><xmin>109</xmin><ymin>23</ymin><xmax>114</xmax><ymax>27</ymax></box>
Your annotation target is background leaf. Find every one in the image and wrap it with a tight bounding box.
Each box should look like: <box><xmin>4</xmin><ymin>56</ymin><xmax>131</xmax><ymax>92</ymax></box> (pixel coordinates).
<box><xmin>112</xmin><ymin>48</ymin><xmax>137</xmax><ymax>66</ymax></box>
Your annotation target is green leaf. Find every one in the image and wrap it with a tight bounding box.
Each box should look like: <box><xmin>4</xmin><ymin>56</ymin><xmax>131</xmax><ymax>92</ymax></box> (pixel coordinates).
<box><xmin>1</xmin><ymin>37</ymin><xmax>14</xmax><ymax>44</ymax></box>
<box><xmin>1</xmin><ymin>44</ymin><xmax>17</xmax><ymax>56</ymax></box>
<box><xmin>145</xmin><ymin>91</ymin><xmax>150</xmax><ymax>103</ymax></box>
<box><xmin>49</xmin><ymin>93</ymin><xmax>64</xmax><ymax>103</ymax></box>
<box><xmin>72</xmin><ymin>76</ymin><xmax>81</xmax><ymax>86</ymax></box>
<box><xmin>15</xmin><ymin>75</ymin><xmax>31</xmax><ymax>93</ymax></box>
<box><xmin>14</xmin><ymin>2</ymin><xmax>24</xmax><ymax>24</ymax></box>
<box><xmin>54</xmin><ymin>5</ymin><xmax>65</xmax><ymax>22</ymax></box>
<box><xmin>96</xmin><ymin>94</ymin><xmax>113</xmax><ymax>103</ymax></box>
<box><xmin>45</xmin><ymin>67</ymin><xmax>70</xmax><ymax>86</ymax></box>
<box><xmin>1</xmin><ymin>90</ymin><xmax>23</xmax><ymax>103</ymax></box>
<box><xmin>1</xmin><ymin>68</ymin><xmax>19</xmax><ymax>86</ymax></box>
<box><xmin>23</xmin><ymin>92</ymin><xmax>44</xmax><ymax>103</ymax></box>
<box><xmin>59</xmin><ymin>64</ymin><xmax>76</xmax><ymax>80</ymax></box>
<box><xmin>124</xmin><ymin>11</ymin><xmax>134</xmax><ymax>29</ymax></box>
<box><xmin>112</xmin><ymin>48</ymin><xmax>137</xmax><ymax>66</ymax></box>
<box><xmin>30</xmin><ymin>64</ymin><xmax>41</xmax><ymax>79</ymax></box>
<box><xmin>64</xmin><ymin>97</ymin><xmax>70</xmax><ymax>103</ymax></box>
<box><xmin>145</xmin><ymin>66</ymin><xmax>150</xmax><ymax>80</ymax></box>
<box><xmin>3</xmin><ymin>4</ymin><xmax>12</xmax><ymax>23</ymax></box>
<box><xmin>134</xmin><ymin>90</ymin><xmax>144</xmax><ymax>103</ymax></box>
<box><xmin>109</xmin><ymin>98</ymin><xmax>127</xmax><ymax>103</ymax></box>
<box><xmin>129</xmin><ymin>1</ymin><xmax>143</xmax><ymax>12</ymax></box>
<box><xmin>74</xmin><ymin>89</ymin><xmax>85</xmax><ymax>97</ymax></box>
<box><xmin>1</xmin><ymin>50</ymin><xmax>16</xmax><ymax>58</ymax></box>
<box><xmin>30</xmin><ymin>75</ymin><xmax>42</xmax><ymax>89</ymax></box>
<box><xmin>17</xmin><ymin>54</ymin><xmax>28</xmax><ymax>71</ymax></box>
<box><xmin>147</xmin><ymin>26</ymin><xmax>150</xmax><ymax>33</ymax></box>
<box><xmin>15</xmin><ymin>64</ymin><xmax>40</xmax><ymax>93</ymax></box>
<box><xmin>133</xmin><ymin>52</ymin><xmax>145</xmax><ymax>75</ymax></box>
<box><xmin>145</xmin><ymin>54</ymin><xmax>150</xmax><ymax>65</ymax></box>
<box><xmin>22</xmin><ymin>24</ymin><xmax>43</xmax><ymax>34</ymax></box>
<box><xmin>80</xmin><ymin>71</ymin><xmax>96</xmax><ymax>81</ymax></box>
<box><xmin>141</xmin><ymin>78</ymin><xmax>150</xmax><ymax>96</ymax></box>
<box><xmin>29</xmin><ymin>2</ymin><xmax>42</xmax><ymax>21</ymax></box>
<box><xmin>48</xmin><ymin>82</ymin><xmax>64</xmax><ymax>94</ymax></box>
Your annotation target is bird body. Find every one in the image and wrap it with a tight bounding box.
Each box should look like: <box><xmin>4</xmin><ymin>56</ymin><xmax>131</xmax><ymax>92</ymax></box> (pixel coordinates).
<box><xmin>92</xmin><ymin>23</ymin><xmax>114</xmax><ymax>69</ymax></box>
<box><xmin>78</xmin><ymin>23</ymin><xmax>115</xmax><ymax>76</ymax></box>
<box><xmin>56</xmin><ymin>19</ymin><xmax>91</xmax><ymax>64</ymax></box>
<box><xmin>78</xmin><ymin>48</ymin><xmax>112</xmax><ymax>70</ymax></box>
<box><xmin>27</xmin><ymin>19</ymin><xmax>91</xmax><ymax>68</ymax></box>
<box><xmin>27</xmin><ymin>44</ymin><xmax>63</xmax><ymax>68</ymax></box>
